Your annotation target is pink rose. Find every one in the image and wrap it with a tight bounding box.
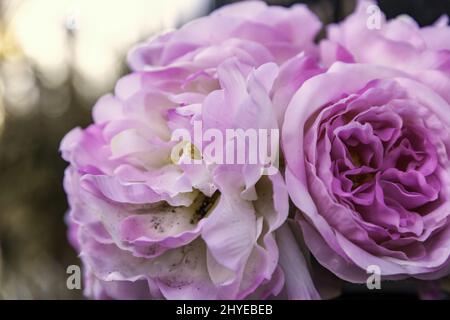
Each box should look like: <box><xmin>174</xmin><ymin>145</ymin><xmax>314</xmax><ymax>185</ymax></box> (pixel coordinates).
<box><xmin>61</xmin><ymin>2</ymin><xmax>324</xmax><ymax>299</ymax></box>
<box><xmin>283</xmin><ymin>62</ymin><xmax>450</xmax><ymax>282</ymax></box>
<box><xmin>321</xmin><ymin>0</ymin><xmax>450</xmax><ymax>102</ymax></box>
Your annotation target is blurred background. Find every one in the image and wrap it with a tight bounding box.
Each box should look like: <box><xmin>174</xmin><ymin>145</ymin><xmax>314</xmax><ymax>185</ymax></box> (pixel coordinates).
<box><xmin>0</xmin><ymin>0</ymin><xmax>449</xmax><ymax>299</ymax></box>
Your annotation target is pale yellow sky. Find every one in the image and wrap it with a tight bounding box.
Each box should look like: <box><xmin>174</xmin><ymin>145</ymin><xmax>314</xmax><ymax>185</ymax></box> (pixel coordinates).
<box><xmin>2</xmin><ymin>0</ymin><xmax>209</xmax><ymax>100</ymax></box>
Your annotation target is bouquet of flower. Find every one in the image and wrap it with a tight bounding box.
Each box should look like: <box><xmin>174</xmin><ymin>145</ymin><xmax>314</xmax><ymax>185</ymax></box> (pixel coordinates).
<box><xmin>60</xmin><ymin>0</ymin><xmax>450</xmax><ymax>299</ymax></box>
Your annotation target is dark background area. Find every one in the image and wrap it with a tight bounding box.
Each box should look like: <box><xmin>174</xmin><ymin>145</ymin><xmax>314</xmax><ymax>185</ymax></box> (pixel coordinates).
<box><xmin>215</xmin><ymin>0</ymin><xmax>450</xmax><ymax>25</ymax></box>
<box><xmin>0</xmin><ymin>0</ymin><xmax>449</xmax><ymax>299</ymax></box>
